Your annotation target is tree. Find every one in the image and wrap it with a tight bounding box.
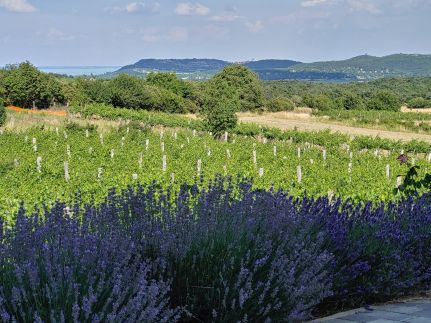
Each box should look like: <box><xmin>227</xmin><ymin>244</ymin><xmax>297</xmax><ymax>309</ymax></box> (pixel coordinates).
<box><xmin>267</xmin><ymin>97</ymin><xmax>295</xmax><ymax>112</ymax></box>
<box><xmin>0</xmin><ymin>98</ymin><xmax>6</xmax><ymax>126</ymax></box>
<box><xmin>201</xmin><ymin>79</ymin><xmax>239</xmax><ymax>136</ymax></box>
<box><xmin>1</xmin><ymin>62</ymin><xmax>64</xmax><ymax>109</ymax></box>
<box><xmin>341</xmin><ymin>92</ymin><xmax>365</xmax><ymax>110</ymax></box>
<box><xmin>109</xmin><ymin>74</ymin><xmax>149</xmax><ymax>109</ymax></box>
<box><xmin>366</xmin><ymin>91</ymin><xmax>400</xmax><ymax>111</ymax></box>
<box><xmin>211</xmin><ymin>65</ymin><xmax>264</xmax><ymax>111</ymax></box>
<box><xmin>407</xmin><ymin>97</ymin><xmax>431</xmax><ymax>109</ymax></box>
<box><xmin>146</xmin><ymin>72</ymin><xmax>203</xmax><ymax>112</ymax></box>
<box><xmin>304</xmin><ymin>94</ymin><xmax>335</xmax><ymax>111</ymax></box>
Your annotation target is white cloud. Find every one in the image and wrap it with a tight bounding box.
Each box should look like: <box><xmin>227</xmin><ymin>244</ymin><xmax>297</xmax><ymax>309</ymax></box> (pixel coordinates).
<box><xmin>106</xmin><ymin>2</ymin><xmax>160</xmax><ymax>14</ymax></box>
<box><xmin>347</xmin><ymin>0</ymin><xmax>380</xmax><ymax>14</ymax></box>
<box><xmin>35</xmin><ymin>28</ymin><xmax>86</xmax><ymax>41</ymax></box>
<box><xmin>0</xmin><ymin>0</ymin><xmax>36</xmax><ymax>13</ymax></box>
<box><xmin>301</xmin><ymin>0</ymin><xmax>380</xmax><ymax>15</ymax></box>
<box><xmin>209</xmin><ymin>14</ymin><xmax>240</xmax><ymax>22</ymax></box>
<box><xmin>301</xmin><ymin>0</ymin><xmax>333</xmax><ymax>7</ymax></box>
<box><xmin>245</xmin><ymin>20</ymin><xmax>264</xmax><ymax>33</ymax></box>
<box><xmin>175</xmin><ymin>2</ymin><xmax>210</xmax><ymax>16</ymax></box>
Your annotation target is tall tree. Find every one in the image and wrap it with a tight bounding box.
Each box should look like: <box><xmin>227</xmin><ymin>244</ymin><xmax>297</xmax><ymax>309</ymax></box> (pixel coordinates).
<box><xmin>201</xmin><ymin>79</ymin><xmax>239</xmax><ymax>136</ymax></box>
<box><xmin>211</xmin><ymin>65</ymin><xmax>264</xmax><ymax>111</ymax></box>
<box><xmin>1</xmin><ymin>62</ymin><xmax>64</xmax><ymax>109</ymax></box>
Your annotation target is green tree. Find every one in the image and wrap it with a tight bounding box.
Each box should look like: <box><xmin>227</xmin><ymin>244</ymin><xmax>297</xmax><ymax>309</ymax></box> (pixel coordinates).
<box><xmin>267</xmin><ymin>97</ymin><xmax>295</xmax><ymax>112</ymax></box>
<box><xmin>407</xmin><ymin>97</ymin><xmax>431</xmax><ymax>109</ymax></box>
<box><xmin>2</xmin><ymin>62</ymin><xmax>64</xmax><ymax>109</ymax></box>
<box><xmin>366</xmin><ymin>91</ymin><xmax>400</xmax><ymax>111</ymax></box>
<box><xmin>342</xmin><ymin>92</ymin><xmax>365</xmax><ymax>110</ymax></box>
<box><xmin>211</xmin><ymin>65</ymin><xmax>264</xmax><ymax>111</ymax></box>
<box><xmin>201</xmin><ymin>79</ymin><xmax>239</xmax><ymax>136</ymax></box>
<box><xmin>304</xmin><ymin>94</ymin><xmax>335</xmax><ymax>111</ymax></box>
<box><xmin>146</xmin><ymin>72</ymin><xmax>203</xmax><ymax>112</ymax></box>
<box><xmin>109</xmin><ymin>74</ymin><xmax>148</xmax><ymax>109</ymax></box>
<box><xmin>0</xmin><ymin>98</ymin><xmax>6</xmax><ymax>126</ymax></box>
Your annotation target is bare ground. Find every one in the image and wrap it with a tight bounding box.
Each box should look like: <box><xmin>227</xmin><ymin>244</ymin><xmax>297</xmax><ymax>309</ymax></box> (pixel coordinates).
<box><xmin>238</xmin><ymin>111</ymin><xmax>431</xmax><ymax>143</ymax></box>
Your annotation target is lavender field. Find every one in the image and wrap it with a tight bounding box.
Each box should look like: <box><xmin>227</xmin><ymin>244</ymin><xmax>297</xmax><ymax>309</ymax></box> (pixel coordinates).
<box><xmin>1</xmin><ymin>177</ymin><xmax>431</xmax><ymax>321</ymax></box>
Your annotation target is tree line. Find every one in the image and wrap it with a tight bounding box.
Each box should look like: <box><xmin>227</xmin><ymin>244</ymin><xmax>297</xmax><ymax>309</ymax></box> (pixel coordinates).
<box><xmin>1</xmin><ymin>61</ymin><xmax>431</xmax><ymax>131</ymax></box>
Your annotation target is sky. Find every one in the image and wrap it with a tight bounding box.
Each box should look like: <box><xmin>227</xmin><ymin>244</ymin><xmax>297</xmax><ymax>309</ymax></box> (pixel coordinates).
<box><xmin>0</xmin><ymin>0</ymin><xmax>430</xmax><ymax>66</ymax></box>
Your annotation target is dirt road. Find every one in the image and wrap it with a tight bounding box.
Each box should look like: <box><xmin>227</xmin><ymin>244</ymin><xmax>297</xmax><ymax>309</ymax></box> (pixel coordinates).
<box><xmin>239</xmin><ymin>112</ymin><xmax>431</xmax><ymax>143</ymax></box>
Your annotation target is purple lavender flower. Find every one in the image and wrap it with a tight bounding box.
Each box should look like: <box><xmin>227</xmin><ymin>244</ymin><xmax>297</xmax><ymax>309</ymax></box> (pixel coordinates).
<box><xmin>397</xmin><ymin>154</ymin><xmax>408</xmax><ymax>164</ymax></box>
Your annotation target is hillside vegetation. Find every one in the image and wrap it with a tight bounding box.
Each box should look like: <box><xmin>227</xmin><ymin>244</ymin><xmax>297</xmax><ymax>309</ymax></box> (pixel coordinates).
<box><xmin>290</xmin><ymin>54</ymin><xmax>431</xmax><ymax>80</ymax></box>
<box><xmin>115</xmin><ymin>54</ymin><xmax>431</xmax><ymax>81</ymax></box>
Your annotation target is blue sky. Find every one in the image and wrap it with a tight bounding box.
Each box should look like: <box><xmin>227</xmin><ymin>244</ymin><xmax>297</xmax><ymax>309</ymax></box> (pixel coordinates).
<box><xmin>1</xmin><ymin>0</ymin><xmax>430</xmax><ymax>66</ymax></box>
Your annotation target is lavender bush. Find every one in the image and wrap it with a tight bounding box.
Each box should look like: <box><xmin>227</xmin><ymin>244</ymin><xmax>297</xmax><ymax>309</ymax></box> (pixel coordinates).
<box><xmin>0</xmin><ymin>202</ymin><xmax>180</xmax><ymax>322</ymax></box>
<box><xmin>1</xmin><ymin>177</ymin><xmax>431</xmax><ymax>321</ymax></box>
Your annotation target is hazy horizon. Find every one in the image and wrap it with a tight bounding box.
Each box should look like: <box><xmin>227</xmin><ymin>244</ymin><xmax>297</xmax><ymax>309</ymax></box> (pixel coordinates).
<box><xmin>1</xmin><ymin>0</ymin><xmax>431</xmax><ymax>66</ymax></box>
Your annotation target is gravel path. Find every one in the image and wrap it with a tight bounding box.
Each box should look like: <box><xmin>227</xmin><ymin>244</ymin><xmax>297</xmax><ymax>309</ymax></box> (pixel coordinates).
<box><xmin>239</xmin><ymin>115</ymin><xmax>431</xmax><ymax>143</ymax></box>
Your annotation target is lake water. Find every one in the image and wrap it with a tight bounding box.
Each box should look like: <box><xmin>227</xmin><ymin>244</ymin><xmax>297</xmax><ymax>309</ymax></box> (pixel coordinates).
<box><xmin>38</xmin><ymin>66</ymin><xmax>121</xmax><ymax>76</ymax></box>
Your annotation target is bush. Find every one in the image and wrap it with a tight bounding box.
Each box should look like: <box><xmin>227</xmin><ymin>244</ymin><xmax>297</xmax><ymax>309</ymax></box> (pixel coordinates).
<box><xmin>3</xmin><ymin>179</ymin><xmax>431</xmax><ymax>321</ymax></box>
<box><xmin>108</xmin><ymin>74</ymin><xmax>186</xmax><ymax>113</ymax></box>
<box><xmin>267</xmin><ymin>96</ymin><xmax>295</xmax><ymax>112</ymax></box>
<box><xmin>304</xmin><ymin>94</ymin><xmax>335</xmax><ymax>111</ymax></box>
<box><xmin>0</xmin><ymin>202</ymin><xmax>181</xmax><ymax>322</ymax></box>
<box><xmin>341</xmin><ymin>92</ymin><xmax>365</xmax><ymax>110</ymax></box>
<box><xmin>0</xmin><ymin>98</ymin><xmax>6</xmax><ymax>126</ymax></box>
<box><xmin>366</xmin><ymin>91</ymin><xmax>400</xmax><ymax>111</ymax></box>
<box><xmin>407</xmin><ymin>97</ymin><xmax>431</xmax><ymax>109</ymax></box>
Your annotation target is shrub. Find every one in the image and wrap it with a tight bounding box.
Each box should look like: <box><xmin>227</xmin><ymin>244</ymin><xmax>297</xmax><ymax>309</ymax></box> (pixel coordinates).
<box><xmin>342</xmin><ymin>92</ymin><xmax>365</xmax><ymax>110</ymax></box>
<box><xmin>304</xmin><ymin>94</ymin><xmax>335</xmax><ymax>111</ymax></box>
<box><xmin>0</xmin><ymin>98</ymin><xmax>6</xmax><ymax>126</ymax></box>
<box><xmin>407</xmin><ymin>97</ymin><xmax>431</xmax><ymax>109</ymax></box>
<box><xmin>0</xmin><ymin>203</ymin><xmax>181</xmax><ymax>322</ymax></box>
<box><xmin>267</xmin><ymin>96</ymin><xmax>295</xmax><ymax>112</ymax></box>
<box><xmin>366</xmin><ymin>91</ymin><xmax>400</xmax><ymax>111</ymax></box>
<box><xmin>3</xmin><ymin>178</ymin><xmax>431</xmax><ymax>320</ymax></box>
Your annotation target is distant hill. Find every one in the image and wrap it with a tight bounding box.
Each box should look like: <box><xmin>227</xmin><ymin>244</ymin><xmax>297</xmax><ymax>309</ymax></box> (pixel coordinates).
<box><xmin>290</xmin><ymin>54</ymin><xmax>431</xmax><ymax>80</ymax></box>
<box><xmin>119</xmin><ymin>59</ymin><xmax>230</xmax><ymax>73</ymax></box>
<box><xmin>243</xmin><ymin>59</ymin><xmax>300</xmax><ymax>70</ymax></box>
<box><xmin>114</xmin><ymin>54</ymin><xmax>431</xmax><ymax>81</ymax></box>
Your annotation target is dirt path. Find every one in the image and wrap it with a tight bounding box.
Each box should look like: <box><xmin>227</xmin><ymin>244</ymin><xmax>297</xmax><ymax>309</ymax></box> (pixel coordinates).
<box><xmin>239</xmin><ymin>113</ymin><xmax>431</xmax><ymax>143</ymax></box>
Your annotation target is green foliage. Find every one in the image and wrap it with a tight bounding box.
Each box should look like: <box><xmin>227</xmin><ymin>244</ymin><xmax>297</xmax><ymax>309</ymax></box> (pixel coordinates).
<box><xmin>1</xmin><ymin>62</ymin><xmax>64</xmax><ymax>109</ymax></box>
<box><xmin>267</xmin><ymin>96</ymin><xmax>295</xmax><ymax>112</ymax></box>
<box><xmin>341</xmin><ymin>92</ymin><xmax>365</xmax><ymax>110</ymax></box>
<box><xmin>211</xmin><ymin>65</ymin><xmax>264</xmax><ymax>111</ymax></box>
<box><xmin>3</xmin><ymin>123</ymin><xmax>431</xmax><ymax>219</ymax></box>
<box><xmin>72</xmin><ymin>103</ymin><xmax>431</xmax><ymax>153</ymax></box>
<box><xmin>262</xmin><ymin>77</ymin><xmax>431</xmax><ymax>111</ymax></box>
<box><xmin>109</xmin><ymin>74</ymin><xmax>148</xmax><ymax>109</ymax></box>
<box><xmin>312</xmin><ymin>109</ymin><xmax>431</xmax><ymax>134</ymax></box>
<box><xmin>407</xmin><ymin>97</ymin><xmax>431</xmax><ymax>109</ymax></box>
<box><xmin>289</xmin><ymin>54</ymin><xmax>431</xmax><ymax>80</ymax></box>
<box><xmin>202</xmin><ymin>79</ymin><xmax>239</xmax><ymax>136</ymax></box>
<box><xmin>304</xmin><ymin>94</ymin><xmax>335</xmax><ymax>111</ymax></box>
<box><xmin>396</xmin><ymin>165</ymin><xmax>431</xmax><ymax>196</ymax></box>
<box><xmin>0</xmin><ymin>98</ymin><xmax>6</xmax><ymax>126</ymax></box>
<box><xmin>366</xmin><ymin>91</ymin><xmax>400</xmax><ymax>111</ymax></box>
<box><xmin>75</xmin><ymin>78</ymin><xmax>111</xmax><ymax>104</ymax></box>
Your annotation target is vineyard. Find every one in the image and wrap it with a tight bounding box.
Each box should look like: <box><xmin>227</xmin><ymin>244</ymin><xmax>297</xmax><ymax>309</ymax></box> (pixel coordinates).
<box><xmin>1</xmin><ymin>120</ymin><xmax>430</xmax><ymax>221</ymax></box>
